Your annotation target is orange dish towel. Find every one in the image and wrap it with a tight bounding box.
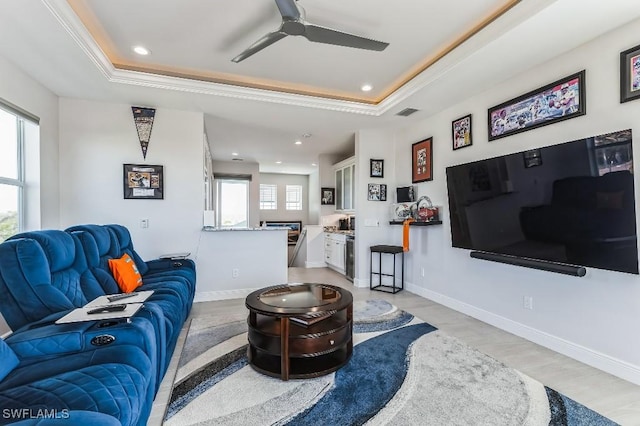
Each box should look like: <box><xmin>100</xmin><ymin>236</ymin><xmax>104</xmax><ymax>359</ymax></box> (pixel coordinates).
<box><xmin>403</xmin><ymin>218</ymin><xmax>415</xmax><ymax>252</ymax></box>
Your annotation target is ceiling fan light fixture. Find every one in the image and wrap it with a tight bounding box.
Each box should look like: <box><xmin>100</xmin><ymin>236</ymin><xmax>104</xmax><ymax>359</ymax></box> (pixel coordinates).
<box><xmin>132</xmin><ymin>46</ymin><xmax>150</xmax><ymax>56</ymax></box>
<box><xmin>232</xmin><ymin>0</ymin><xmax>389</xmax><ymax>63</ymax></box>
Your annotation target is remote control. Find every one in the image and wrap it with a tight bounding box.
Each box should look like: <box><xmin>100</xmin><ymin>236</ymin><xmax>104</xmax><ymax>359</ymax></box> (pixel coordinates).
<box><xmin>87</xmin><ymin>304</ymin><xmax>127</xmax><ymax>315</ymax></box>
<box><xmin>107</xmin><ymin>292</ymin><xmax>138</xmax><ymax>302</ymax></box>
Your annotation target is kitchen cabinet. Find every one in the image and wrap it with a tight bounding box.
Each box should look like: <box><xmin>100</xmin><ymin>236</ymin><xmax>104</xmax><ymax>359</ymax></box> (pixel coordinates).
<box><xmin>334</xmin><ymin>157</ymin><xmax>356</xmax><ymax>212</ymax></box>
<box><xmin>324</xmin><ymin>232</ymin><xmax>346</xmax><ymax>272</ymax></box>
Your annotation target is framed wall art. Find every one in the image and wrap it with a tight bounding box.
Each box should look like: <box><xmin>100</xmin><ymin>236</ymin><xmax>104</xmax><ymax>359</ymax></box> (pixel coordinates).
<box><xmin>123</xmin><ymin>164</ymin><xmax>164</xmax><ymax>199</ymax></box>
<box><xmin>523</xmin><ymin>149</ymin><xmax>543</xmax><ymax>168</ymax></box>
<box><xmin>488</xmin><ymin>70</ymin><xmax>586</xmax><ymax>141</ymax></box>
<box><xmin>321</xmin><ymin>187</ymin><xmax>335</xmax><ymax>205</ymax></box>
<box><xmin>411</xmin><ymin>137</ymin><xmax>433</xmax><ymax>183</ymax></box>
<box><xmin>367</xmin><ymin>183</ymin><xmax>387</xmax><ymax>201</ymax></box>
<box><xmin>452</xmin><ymin>114</ymin><xmax>472</xmax><ymax>150</ymax></box>
<box><xmin>370</xmin><ymin>159</ymin><xmax>384</xmax><ymax>178</ymax></box>
<box><xmin>620</xmin><ymin>43</ymin><xmax>640</xmax><ymax>103</ymax></box>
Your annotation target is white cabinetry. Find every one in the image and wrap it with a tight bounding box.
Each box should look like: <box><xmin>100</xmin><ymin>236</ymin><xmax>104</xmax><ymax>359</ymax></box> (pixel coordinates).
<box><xmin>334</xmin><ymin>157</ymin><xmax>356</xmax><ymax>212</ymax></box>
<box><xmin>324</xmin><ymin>232</ymin><xmax>346</xmax><ymax>272</ymax></box>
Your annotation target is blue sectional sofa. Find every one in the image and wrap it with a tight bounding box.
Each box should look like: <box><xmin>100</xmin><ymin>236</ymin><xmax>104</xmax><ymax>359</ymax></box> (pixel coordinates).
<box><xmin>0</xmin><ymin>224</ymin><xmax>195</xmax><ymax>425</ymax></box>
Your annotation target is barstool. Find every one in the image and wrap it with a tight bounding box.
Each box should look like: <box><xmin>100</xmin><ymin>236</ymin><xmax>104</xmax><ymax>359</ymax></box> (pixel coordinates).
<box><xmin>370</xmin><ymin>245</ymin><xmax>404</xmax><ymax>294</ymax></box>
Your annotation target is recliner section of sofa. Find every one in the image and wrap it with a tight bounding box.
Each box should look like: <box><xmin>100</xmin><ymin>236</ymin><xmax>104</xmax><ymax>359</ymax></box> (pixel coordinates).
<box><xmin>0</xmin><ymin>340</ymin><xmax>154</xmax><ymax>426</ymax></box>
<box><xmin>1</xmin><ymin>232</ymin><xmax>162</xmax><ymax>381</ymax></box>
<box><xmin>66</xmin><ymin>224</ymin><xmax>192</xmax><ymax>357</ymax></box>
<box><xmin>0</xmin><ymin>224</ymin><xmax>195</xmax><ymax>425</ymax></box>
<box><xmin>71</xmin><ymin>224</ymin><xmax>196</xmax><ymax>313</ymax></box>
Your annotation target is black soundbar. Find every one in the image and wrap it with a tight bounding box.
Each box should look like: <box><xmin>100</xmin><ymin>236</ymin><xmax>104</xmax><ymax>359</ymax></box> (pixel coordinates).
<box><xmin>470</xmin><ymin>251</ymin><xmax>586</xmax><ymax>277</ymax></box>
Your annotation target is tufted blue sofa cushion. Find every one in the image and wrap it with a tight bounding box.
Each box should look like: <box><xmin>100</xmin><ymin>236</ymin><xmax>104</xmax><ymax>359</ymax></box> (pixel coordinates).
<box><xmin>0</xmin><ymin>239</ymin><xmax>75</xmax><ymax>331</ymax></box>
<box><xmin>0</xmin><ymin>345</ymin><xmax>154</xmax><ymax>426</ymax></box>
<box><xmin>105</xmin><ymin>224</ymin><xmax>195</xmax><ymax>312</ymax></box>
<box><xmin>8</xmin><ymin>231</ymin><xmax>91</xmax><ymax>307</ymax></box>
<box><xmin>105</xmin><ymin>224</ymin><xmax>150</xmax><ymax>275</ymax></box>
<box><xmin>5</xmin><ymin>315</ymin><xmax>158</xmax><ymax>373</ymax></box>
<box><xmin>107</xmin><ymin>224</ymin><xmax>196</xmax><ymax>288</ymax></box>
<box><xmin>0</xmin><ymin>338</ymin><xmax>19</xmax><ymax>382</ymax></box>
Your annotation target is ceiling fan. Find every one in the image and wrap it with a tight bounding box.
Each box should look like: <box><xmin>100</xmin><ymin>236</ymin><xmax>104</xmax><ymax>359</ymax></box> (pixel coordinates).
<box><xmin>232</xmin><ymin>0</ymin><xmax>389</xmax><ymax>63</ymax></box>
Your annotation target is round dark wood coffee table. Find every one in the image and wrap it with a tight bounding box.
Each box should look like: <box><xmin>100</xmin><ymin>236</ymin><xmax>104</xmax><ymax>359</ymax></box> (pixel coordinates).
<box><xmin>245</xmin><ymin>283</ymin><xmax>353</xmax><ymax>380</ymax></box>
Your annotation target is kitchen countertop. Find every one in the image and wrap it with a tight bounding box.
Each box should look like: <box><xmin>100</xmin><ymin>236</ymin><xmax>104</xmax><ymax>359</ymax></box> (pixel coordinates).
<box><xmin>324</xmin><ymin>228</ymin><xmax>355</xmax><ymax>237</ymax></box>
<box><xmin>202</xmin><ymin>226</ymin><xmax>288</xmax><ymax>232</ymax></box>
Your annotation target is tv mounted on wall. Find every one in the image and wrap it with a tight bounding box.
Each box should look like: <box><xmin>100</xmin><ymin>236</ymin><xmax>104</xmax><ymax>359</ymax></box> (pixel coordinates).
<box><xmin>445</xmin><ymin>129</ymin><xmax>638</xmax><ymax>274</ymax></box>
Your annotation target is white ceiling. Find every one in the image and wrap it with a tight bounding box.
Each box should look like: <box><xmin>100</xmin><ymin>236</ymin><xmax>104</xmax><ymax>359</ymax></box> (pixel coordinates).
<box><xmin>1</xmin><ymin>0</ymin><xmax>640</xmax><ymax>174</ymax></box>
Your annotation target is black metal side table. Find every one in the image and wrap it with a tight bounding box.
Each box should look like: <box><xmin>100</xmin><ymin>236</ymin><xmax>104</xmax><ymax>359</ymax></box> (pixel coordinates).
<box><xmin>369</xmin><ymin>245</ymin><xmax>404</xmax><ymax>294</ymax></box>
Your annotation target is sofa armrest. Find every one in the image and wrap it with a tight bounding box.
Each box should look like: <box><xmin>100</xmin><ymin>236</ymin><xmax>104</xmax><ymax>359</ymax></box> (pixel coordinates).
<box><xmin>146</xmin><ymin>258</ymin><xmax>196</xmax><ymax>272</ymax></box>
<box><xmin>5</xmin><ymin>318</ymin><xmax>157</xmax><ymax>365</ymax></box>
<box><xmin>6</xmin><ymin>321</ymin><xmax>95</xmax><ymax>358</ymax></box>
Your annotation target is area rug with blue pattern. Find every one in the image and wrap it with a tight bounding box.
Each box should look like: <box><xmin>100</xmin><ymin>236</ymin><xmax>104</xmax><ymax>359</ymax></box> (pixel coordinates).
<box><xmin>165</xmin><ymin>300</ymin><xmax>617</xmax><ymax>425</ymax></box>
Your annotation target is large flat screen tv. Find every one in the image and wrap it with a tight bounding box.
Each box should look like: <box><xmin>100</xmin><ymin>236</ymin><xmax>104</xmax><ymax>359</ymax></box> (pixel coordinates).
<box><xmin>446</xmin><ymin>129</ymin><xmax>638</xmax><ymax>274</ymax></box>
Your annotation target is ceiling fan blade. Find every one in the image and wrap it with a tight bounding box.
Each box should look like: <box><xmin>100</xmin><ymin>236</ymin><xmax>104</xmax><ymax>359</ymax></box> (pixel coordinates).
<box><xmin>232</xmin><ymin>31</ymin><xmax>288</xmax><ymax>63</ymax></box>
<box><xmin>274</xmin><ymin>0</ymin><xmax>300</xmax><ymax>20</ymax></box>
<box><xmin>303</xmin><ymin>23</ymin><xmax>389</xmax><ymax>51</ymax></box>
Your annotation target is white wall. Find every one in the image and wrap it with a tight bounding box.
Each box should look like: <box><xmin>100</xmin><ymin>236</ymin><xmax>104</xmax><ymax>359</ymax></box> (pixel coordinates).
<box><xmin>195</xmin><ymin>229</ymin><xmax>288</xmax><ymax>300</ymax></box>
<box><xmin>258</xmin><ymin>173</ymin><xmax>309</xmax><ymax>225</ymax></box>
<box><xmin>357</xmin><ymin>19</ymin><xmax>640</xmax><ymax>384</ymax></box>
<box><xmin>318</xmin><ymin>153</ymin><xmax>343</xmax><ymax>218</ymax></box>
<box><xmin>308</xmin><ymin>169</ymin><xmax>320</xmax><ymax>225</ymax></box>
<box><xmin>354</xmin><ymin>128</ymin><xmax>398</xmax><ymax>288</ymax></box>
<box><xmin>59</xmin><ymin>99</ymin><xmax>204</xmax><ymax>259</ymax></box>
<box><xmin>0</xmin><ymin>55</ymin><xmax>59</xmax><ymax>230</ymax></box>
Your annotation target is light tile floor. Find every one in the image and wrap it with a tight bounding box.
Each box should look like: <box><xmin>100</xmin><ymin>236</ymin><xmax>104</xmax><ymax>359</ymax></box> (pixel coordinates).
<box><xmin>150</xmin><ymin>267</ymin><xmax>640</xmax><ymax>425</ymax></box>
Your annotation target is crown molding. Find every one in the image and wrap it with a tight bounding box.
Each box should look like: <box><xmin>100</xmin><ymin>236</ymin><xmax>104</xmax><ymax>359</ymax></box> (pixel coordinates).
<box><xmin>42</xmin><ymin>0</ymin><xmax>548</xmax><ymax>117</ymax></box>
<box><xmin>42</xmin><ymin>0</ymin><xmax>115</xmax><ymax>80</ymax></box>
<box><xmin>41</xmin><ymin>0</ymin><xmax>385</xmax><ymax>116</ymax></box>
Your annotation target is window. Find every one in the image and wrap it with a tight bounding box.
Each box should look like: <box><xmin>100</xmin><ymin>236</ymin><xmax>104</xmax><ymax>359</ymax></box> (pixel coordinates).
<box><xmin>216</xmin><ymin>178</ymin><xmax>249</xmax><ymax>228</ymax></box>
<box><xmin>260</xmin><ymin>184</ymin><xmax>277</xmax><ymax>210</ymax></box>
<box><xmin>0</xmin><ymin>107</ymin><xmax>25</xmax><ymax>243</ymax></box>
<box><xmin>286</xmin><ymin>185</ymin><xmax>302</xmax><ymax>210</ymax></box>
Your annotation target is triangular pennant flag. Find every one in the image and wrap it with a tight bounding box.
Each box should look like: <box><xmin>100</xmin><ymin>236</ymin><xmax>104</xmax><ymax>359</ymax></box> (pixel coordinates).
<box><xmin>131</xmin><ymin>106</ymin><xmax>156</xmax><ymax>159</ymax></box>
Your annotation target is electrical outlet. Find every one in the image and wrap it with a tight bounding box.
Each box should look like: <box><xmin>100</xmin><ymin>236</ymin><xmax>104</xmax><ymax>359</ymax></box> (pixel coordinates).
<box><xmin>140</xmin><ymin>219</ymin><xmax>149</xmax><ymax>228</ymax></box>
<box><xmin>364</xmin><ymin>219</ymin><xmax>379</xmax><ymax>227</ymax></box>
<box><xmin>523</xmin><ymin>296</ymin><xmax>533</xmax><ymax>310</ymax></box>
<box><xmin>232</xmin><ymin>268</ymin><xmax>239</xmax><ymax>278</ymax></box>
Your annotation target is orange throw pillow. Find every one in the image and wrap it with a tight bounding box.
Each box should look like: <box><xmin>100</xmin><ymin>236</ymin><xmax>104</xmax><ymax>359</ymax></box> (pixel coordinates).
<box><xmin>108</xmin><ymin>253</ymin><xmax>143</xmax><ymax>293</ymax></box>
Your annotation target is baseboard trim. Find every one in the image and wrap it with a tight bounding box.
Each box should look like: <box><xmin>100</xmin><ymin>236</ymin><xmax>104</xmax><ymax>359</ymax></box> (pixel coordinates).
<box><xmin>305</xmin><ymin>261</ymin><xmax>327</xmax><ymax>268</ymax></box>
<box><xmin>406</xmin><ymin>282</ymin><xmax>640</xmax><ymax>386</ymax></box>
<box><xmin>194</xmin><ymin>288</ymin><xmax>258</xmax><ymax>302</ymax></box>
<box><xmin>353</xmin><ymin>277</ymin><xmax>369</xmax><ymax>288</ymax></box>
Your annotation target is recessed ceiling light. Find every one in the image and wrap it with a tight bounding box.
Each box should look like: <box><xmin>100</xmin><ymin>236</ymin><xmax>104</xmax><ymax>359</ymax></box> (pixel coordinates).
<box><xmin>133</xmin><ymin>46</ymin><xmax>150</xmax><ymax>56</ymax></box>
<box><xmin>295</xmin><ymin>140</ymin><xmax>302</xmax><ymax>145</ymax></box>
<box><xmin>276</xmin><ymin>161</ymin><xmax>282</xmax><ymax>164</ymax></box>
<box><xmin>312</xmin><ymin>163</ymin><xmax>317</xmax><ymax>166</ymax></box>
<box><xmin>361</xmin><ymin>84</ymin><xmax>373</xmax><ymax>92</ymax></box>
<box><xmin>232</xmin><ymin>152</ymin><xmax>239</xmax><ymax>156</ymax></box>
